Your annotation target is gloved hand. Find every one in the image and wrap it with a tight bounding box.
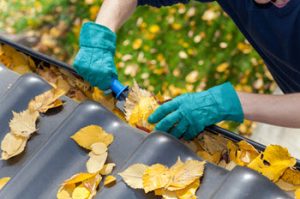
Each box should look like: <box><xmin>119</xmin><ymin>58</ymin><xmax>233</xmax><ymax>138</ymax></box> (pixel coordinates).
<box><xmin>73</xmin><ymin>22</ymin><xmax>117</xmax><ymax>91</ymax></box>
<box><xmin>148</xmin><ymin>82</ymin><xmax>244</xmax><ymax>140</ymax></box>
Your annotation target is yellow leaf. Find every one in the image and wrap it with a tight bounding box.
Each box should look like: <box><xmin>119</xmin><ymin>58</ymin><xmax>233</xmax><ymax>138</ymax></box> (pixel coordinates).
<box><xmin>132</xmin><ymin>39</ymin><xmax>143</xmax><ymax>50</ymax></box>
<box><xmin>218</xmin><ymin>160</ymin><xmax>237</xmax><ymax>171</ymax></box>
<box><xmin>91</xmin><ymin>87</ymin><xmax>115</xmax><ymax>111</ymax></box>
<box><xmin>276</xmin><ymin>179</ymin><xmax>300</xmax><ymax>192</ymax></box>
<box><xmin>167</xmin><ymin>159</ymin><xmax>205</xmax><ymax>191</ymax></box>
<box><xmin>149</xmin><ymin>25</ymin><xmax>160</xmax><ymax>34</ymax></box>
<box><xmin>237</xmin><ymin>140</ymin><xmax>259</xmax><ymax>165</ymax></box>
<box><xmin>1</xmin><ymin>133</ymin><xmax>27</xmax><ymax>160</ymax></box>
<box><xmin>9</xmin><ymin>110</ymin><xmax>39</xmax><ymax>138</ymax></box>
<box><xmin>154</xmin><ymin>188</ymin><xmax>177</xmax><ymax>199</ymax></box>
<box><xmin>143</xmin><ymin>164</ymin><xmax>172</xmax><ymax>193</ymax></box>
<box><xmin>281</xmin><ymin>168</ymin><xmax>300</xmax><ymax>185</ymax></box>
<box><xmin>202</xmin><ymin>9</ymin><xmax>218</xmax><ymax>22</ymax></box>
<box><xmin>72</xmin><ymin>186</ymin><xmax>90</xmax><ymax>199</ymax></box>
<box><xmin>71</xmin><ymin>125</ymin><xmax>114</xmax><ymax>150</ymax></box>
<box><xmin>176</xmin><ymin>179</ymin><xmax>199</xmax><ymax>199</ymax></box>
<box><xmin>171</xmin><ymin>23</ymin><xmax>182</xmax><ymax>30</ymax></box>
<box><xmin>104</xmin><ymin>175</ymin><xmax>116</xmax><ymax>187</ymax></box>
<box><xmin>90</xmin><ymin>142</ymin><xmax>107</xmax><ymax>155</ymax></box>
<box><xmin>0</xmin><ymin>177</ymin><xmax>10</xmax><ymax>190</ymax></box>
<box><xmin>28</xmin><ymin>88</ymin><xmax>65</xmax><ymax>113</ymax></box>
<box><xmin>58</xmin><ymin>173</ymin><xmax>101</xmax><ymax>199</ymax></box>
<box><xmin>237</xmin><ymin>42</ymin><xmax>252</xmax><ymax>54</ymax></box>
<box><xmin>125</xmin><ymin>81</ymin><xmax>158</xmax><ymax>131</ymax></box>
<box><xmin>100</xmin><ymin>163</ymin><xmax>116</xmax><ymax>175</ymax></box>
<box><xmin>0</xmin><ymin>45</ymin><xmax>34</xmax><ymax>74</ymax></box>
<box><xmin>57</xmin><ymin>184</ymin><xmax>75</xmax><ymax>199</ymax></box>
<box><xmin>227</xmin><ymin>140</ymin><xmax>241</xmax><ymax>165</ymax></box>
<box><xmin>56</xmin><ymin>76</ymin><xmax>71</xmax><ymax>93</ymax></box>
<box><xmin>185</xmin><ymin>70</ymin><xmax>199</xmax><ymax>84</ymax></box>
<box><xmin>83</xmin><ymin>174</ymin><xmax>102</xmax><ymax>199</ymax></box>
<box><xmin>197</xmin><ymin>150</ymin><xmax>221</xmax><ymax>164</ymax></box>
<box><xmin>119</xmin><ymin>164</ymin><xmax>148</xmax><ymax>189</ymax></box>
<box><xmin>296</xmin><ymin>188</ymin><xmax>300</xmax><ymax>199</ymax></box>
<box><xmin>162</xmin><ymin>190</ymin><xmax>178</xmax><ymax>199</ymax></box>
<box><xmin>248</xmin><ymin>145</ymin><xmax>296</xmax><ymax>182</ymax></box>
<box><xmin>86</xmin><ymin>152</ymin><xmax>108</xmax><ymax>173</ymax></box>
<box><xmin>63</xmin><ymin>173</ymin><xmax>96</xmax><ymax>185</ymax></box>
<box><xmin>216</xmin><ymin>62</ymin><xmax>229</xmax><ymax>73</ymax></box>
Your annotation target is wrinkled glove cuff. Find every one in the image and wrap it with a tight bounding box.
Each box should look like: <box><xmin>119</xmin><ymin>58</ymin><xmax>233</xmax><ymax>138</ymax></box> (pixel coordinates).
<box><xmin>208</xmin><ymin>82</ymin><xmax>244</xmax><ymax>123</ymax></box>
<box><xmin>79</xmin><ymin>22</ymin><xmax>116</xmax><ymax>53</ymax></box>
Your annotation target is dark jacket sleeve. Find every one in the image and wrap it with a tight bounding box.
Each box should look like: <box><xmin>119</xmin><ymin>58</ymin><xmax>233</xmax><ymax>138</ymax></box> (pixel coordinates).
<box><xmin>137</xmin><ymin>0</ymin><xmax>189</xmax><ymax>7</ymax></box>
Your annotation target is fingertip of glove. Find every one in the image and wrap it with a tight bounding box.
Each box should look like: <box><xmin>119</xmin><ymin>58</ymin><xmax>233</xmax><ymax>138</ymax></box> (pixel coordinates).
<box><xmin>148</xmin><ymin>115</ymin><xmax>155</xmax><ymax>124</ymax></box>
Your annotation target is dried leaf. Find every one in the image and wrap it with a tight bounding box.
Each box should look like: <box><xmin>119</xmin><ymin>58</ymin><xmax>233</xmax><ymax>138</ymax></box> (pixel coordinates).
<box><xmin>56</xmin><ymin>76</ymin><xmax>71</xmax><ymax>93</ymax></box>
<box><xmin>119</xmin><ymin>164</ymin><xmax>148</xmax><ymax>189</ymax></box>
<box><xmin>216</xmin><ymin>62</ymin><xmax>229</xmax><ymax>73</ymax></box>
<box><xmin>63</xmin><ymin>173</ymin><xmax>96</xmax><ymax>185</ymax></box>
<box><xmin>58</xmin><ymin>173</ymin><xmax>101</xmax><ymax>199</ymax></box>
<box><xmin>296</xmin><ymin>189</ymin><xmax>300</xmax><ymax>199</ymax></box>
<box><xmin>167</xmin><ymin>158</ymin><xmax>205</xmax><ymax>191</ymax></box>
<box><xmin>143</xmin><ymin>164</ymin><xmax>172</xmax><ymax>193</ymax></box>
<box><xmin>104</xmin><ymin>175</ymin><xmax>116</xmax><ymax>187</ymax></box>
<box><xmin>28</xmin><ymin>88</ymin><xmax>65</xmax><ymax>113</ymax></box>
<box><xmin>281</xmin><ymin>168</ymin><xmax>300</xmax><ymax>185</ymax></box>
<box><xmin>276</xmin><ymin>179</ymin><xmax>299</xmax><ymax>192</ymax></box>
<box><xmin>9</xmin><ymin>110</ymin><xmax>39</xmax><ymax>138</ymax></box>
<box><xmin>86</xmin><ymin>152</ymin><xmax>108</xmax><ymax>173</ymax></box>
<box><xmin>248</xmin><ymin>145</ymin><xmax>296</xmax><ymax>182</ymax></box>
<box><xmin>71</xmin><ymin>125</ymin><xmax>114</xmax><ymax>150</ymax></box>
<box><xmin>125</xmin><ymin>81</ymin><xmax>158</xmax><ymax>131</ymax></box>
<box><xmin>90</xmin><ymin>142</ymin><xmax>107</xmax><ymax>155</ymax></box>
<box><xmin>72</xmin><ymin>186</ymin><xmax>90</xmax><ymax>199</ymax></box>
<box><xmin>0</xmin><ymin>177</ymin><xmax>10</xmax><ymax>190</ymax></box>
<box><xmin>197</xmin><ymin>150</ymin><xmax>221</xmax><ymax>164</ymax></box>
<box><xmin>176</xmin><ymin>179</ymin><xmax>199</xmax><ymax>199</ymax></box>
<box><xmin>82</xmin><ymin>174</ymin><xmax>102</xmax><ymax>199</ymax></box>
<box><xmin>100</xmin><ymin>163</ymin><xmax>116</xmax><ymax>175</ymax></box>
<box><xmin>199</xmin><ymin>133</ymin><xmax>227</xmax><ymax>155</ymax></box>
<box><xmin>1</xmin><ymin>133</ymin><xmax>27</xmax><ymax>160</ymax></box>
<box><xmin>185</xmin><ymin>70</ymin><xmax>199</xmax><ymax>84</ymax></box>
<box><xmin>155</xmin><ymin>189</ymin><xmax>177</xmax><ymax>199</ymax></box>
<box><xmin>92</xmin><ymin>87</ymin><xmax>115</xmax><ymax>111</ymax></box>
<box><xmin>218</xmin><ymin>160</ymin><xmax>237</xmax><ymax>171</ymax></box>
<box><xmin>237</xmin><ymin>140</ymin><xmax>259</xmax><ymax>165</ymax></box>
<box><xmin>57</xmin><ymin>184</ymin><xmax>75</xmax><ymax>199</ymax></box>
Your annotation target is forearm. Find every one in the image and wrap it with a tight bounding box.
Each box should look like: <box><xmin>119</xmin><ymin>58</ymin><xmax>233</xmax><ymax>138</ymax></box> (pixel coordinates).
<box><xmin>95</xmin><ymin>0</ymin><xmax>137</xmax><ymax>32</ymax></box>
<box><xmin>238</xmin><ymin>92</ymin><xmax>300</xmax><ymax>128</ymax></box>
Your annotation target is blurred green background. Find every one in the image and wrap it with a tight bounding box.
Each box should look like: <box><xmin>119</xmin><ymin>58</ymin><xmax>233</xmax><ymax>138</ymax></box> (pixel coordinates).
<box><xmin>0</xmin><ymin>0</ymin><xmax>276</xmax><ymax>134</ymax></box>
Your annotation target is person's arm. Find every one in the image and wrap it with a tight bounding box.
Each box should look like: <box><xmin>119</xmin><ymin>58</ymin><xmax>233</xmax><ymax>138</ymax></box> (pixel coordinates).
<box><xmin>95</xmin><ymin>0</ymin><xmax>138</xmax><ymax>32</ymax></box>
<box><xmin>238</xmin><ymin>92</ymin><xmax>300</xmax><ymax>128</ymax></box>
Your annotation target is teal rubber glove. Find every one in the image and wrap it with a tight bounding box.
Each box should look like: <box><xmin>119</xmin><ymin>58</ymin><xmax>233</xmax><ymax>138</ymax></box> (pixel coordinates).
<box><xmin>148</xmin><ymin>82</ymin><xmax>244</xmax><ymax>140</ymax></box>
<box><xmin>73</xmin><ymin>22</ymin><xmax>117</xmax><ymax>91</ymax></box>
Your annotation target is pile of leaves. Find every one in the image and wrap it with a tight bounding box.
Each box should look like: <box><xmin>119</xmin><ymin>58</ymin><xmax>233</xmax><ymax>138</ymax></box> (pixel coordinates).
<box><xmin>57</xmin><ymin>125</ymin><xmax>116</xmax><ymax>199</ymax></box>
<box><xmin>119</xmin><ymin>158</ymin><xmax>205</xmax><ymax>199</ymax></box>
<box><xmin>1</xmin><ymin>88</ymin><xmax>65</xmax><ymax>160</ymax></box>
<box><xmin>185</xmin><ymin>132</ymin><xmax>300</xmax><ymax>197</ymax></box>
